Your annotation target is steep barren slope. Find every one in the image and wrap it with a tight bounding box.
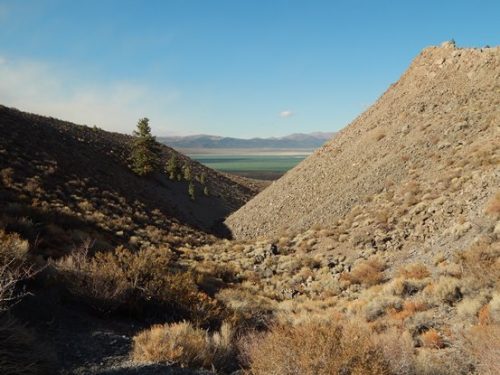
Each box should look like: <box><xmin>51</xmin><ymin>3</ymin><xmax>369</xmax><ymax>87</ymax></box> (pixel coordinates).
<box><xmin>226</xmin><ymin>43</ymin><xmax>499</xmax><ymax>240</ymax></box>
<box><xmin>0</xmin><ymin>106</ymin><xmax>259</xmax><ymax>256</ymax></box>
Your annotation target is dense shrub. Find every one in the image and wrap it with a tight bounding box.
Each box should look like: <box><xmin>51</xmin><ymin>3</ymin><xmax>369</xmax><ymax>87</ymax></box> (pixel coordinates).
<box><xmin>132</xmin><ymin>321</ymin><xmax>236</xmax><ymax>372</ymax></box>
<box><xmin>55</xmin><ymin>245</ymin><xmax>224</xmax><ymax>324</ymax></box>
<box><xmin>241</xmin><ymin>320</ymin><xmax>391</xmax><ymax>375</ymax></box>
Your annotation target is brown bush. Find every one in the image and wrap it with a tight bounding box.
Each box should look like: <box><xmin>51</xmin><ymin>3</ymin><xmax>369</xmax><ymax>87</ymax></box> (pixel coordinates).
<box><xmin>55</xmin><ymin>245</ymin><xmax>224</xmax><ymax>324</ymax></box>
<box><xmin>242</xmin><ymin>320</ymin><xmax>390</xmax><ymax>375</ymax></box>
<box><xmin>132</xmin><ymin>321</ymin><xmax>236</xmax><ymax>372</ymax></box>
<box><xmin>388</xmin><ymin>300</ymin><xmax>428</xmax><ymax>321</ymax></box>
<box><xmin>54</xmin><ymin>244</ymin><xmax>131</xmax><ymax>313</ymax></box>
<box><xmin>341</xmin><ymin>257</ymin><xmax>386</xmax><ymax>286</ymax></box>
<box><xmin>397</xmin><ymin>263</ymin><xmax>430</xmax><ymax>280</ymax></box>
<box><xmin>420</xmin><ymin>328</ymin><xmax>445</xmax><ymax>349</ymax></box>
<box><xmin>455</xmin><ymin>240</ymin><xmax>499</xmax><ymax>289</ymax></box>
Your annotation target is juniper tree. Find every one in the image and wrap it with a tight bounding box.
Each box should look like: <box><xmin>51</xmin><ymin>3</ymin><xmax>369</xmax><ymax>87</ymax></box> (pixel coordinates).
<box><xmin>130</xmin><ymin>118</ymin><xmax>160</xmax><ymax>176</ymax></box>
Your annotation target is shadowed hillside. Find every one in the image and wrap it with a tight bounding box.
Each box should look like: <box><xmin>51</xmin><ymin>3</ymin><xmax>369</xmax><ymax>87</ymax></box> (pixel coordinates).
<box><xmin>0</xmin><ymin>105</ymin><xmax>260</xmax><ymax>257</ymax></box>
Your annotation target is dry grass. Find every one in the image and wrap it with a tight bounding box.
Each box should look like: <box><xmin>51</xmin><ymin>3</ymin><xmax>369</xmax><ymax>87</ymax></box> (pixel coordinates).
<box><xmin>241</xmin><ymin>319</ymin><xmax>390</xmax><ymax>375</ymax></box>
<box><xmin>132</xmin><ymin>321</ymin><xmax>236</xmax><ymax>372</ymax></box>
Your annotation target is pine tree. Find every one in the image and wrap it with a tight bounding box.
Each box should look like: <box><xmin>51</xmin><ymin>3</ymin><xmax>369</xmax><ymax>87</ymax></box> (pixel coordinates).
<box><xmin>188</xmin><ymin>181</ymin><xmax>195</xmax><ymax>200</ymax></box>
<box><xmin>203</xmin><ymin>186</ymin><xmax>209</xmax><ymax>196</ymax></box>
<box><xmin>166</xmin><ymin>154</ymin><xmax>179</xmax><ymax>180</ymax></box>
<box><xmin>130</xmin><ymin>118</ymin><xmax>160</xmax><ymax>176</ymax></box>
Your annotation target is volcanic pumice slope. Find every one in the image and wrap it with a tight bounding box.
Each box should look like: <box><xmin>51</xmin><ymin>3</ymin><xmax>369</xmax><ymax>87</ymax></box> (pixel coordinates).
<box><xmin>226</xmin><ymin>43</ymin><xmax>499</xmax><ymax>241</ymax></box>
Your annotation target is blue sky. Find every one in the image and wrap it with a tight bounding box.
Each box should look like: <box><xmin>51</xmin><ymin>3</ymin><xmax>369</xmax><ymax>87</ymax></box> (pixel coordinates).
<box><xmin>0</xmin><ymin>1</ymin><xmax>498</xmax><ymax>137</ymax></box>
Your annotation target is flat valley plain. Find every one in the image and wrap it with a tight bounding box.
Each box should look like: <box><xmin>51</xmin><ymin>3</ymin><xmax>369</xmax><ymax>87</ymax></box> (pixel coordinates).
<box><xmin>185</xmin><ymin>148</ymin><xmax>311</xmax><ymax>180</ymax></box>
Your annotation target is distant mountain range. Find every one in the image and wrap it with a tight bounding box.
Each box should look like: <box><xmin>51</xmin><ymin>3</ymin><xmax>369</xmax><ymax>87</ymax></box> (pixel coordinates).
<box><xmin>158</xmin><ymin>132</ymin><xmax>335</xmax><ymax>150</ymax></box>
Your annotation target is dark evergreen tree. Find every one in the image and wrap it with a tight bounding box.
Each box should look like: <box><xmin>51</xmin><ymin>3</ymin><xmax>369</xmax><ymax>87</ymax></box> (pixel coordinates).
<box><xmin>130</xmin><ymin>118</ymin><xmax>160</xmax><ymax>176</ymax></box>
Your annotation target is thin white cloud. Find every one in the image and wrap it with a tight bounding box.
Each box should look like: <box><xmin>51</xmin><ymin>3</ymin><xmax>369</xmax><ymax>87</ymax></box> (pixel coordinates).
<box><xmin>0</xmin><ymin>56</ymin><xmax>180</xmax><ymax>135</ymax></box>
<box><xmin>279</xmin><ymin>110</ymin><xmax>294</xmax><ymax>118</ymax></box>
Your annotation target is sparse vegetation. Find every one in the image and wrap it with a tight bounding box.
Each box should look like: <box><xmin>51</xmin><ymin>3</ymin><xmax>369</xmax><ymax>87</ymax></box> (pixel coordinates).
<box><xmin>0</xmin><ymin>43</ymin><xmax>498</xmax><ymax>374</ymax></box>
